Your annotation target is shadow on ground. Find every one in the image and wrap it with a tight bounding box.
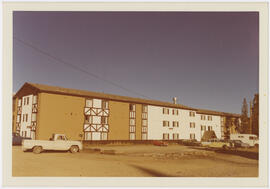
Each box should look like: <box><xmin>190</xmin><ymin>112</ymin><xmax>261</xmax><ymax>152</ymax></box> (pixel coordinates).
<box><xmin>23</xmin><ymin>149</ymin><xmax>70</xmax><ymax>153</ymax></box>
<box><xmin>189</xmin><ymin>146</ymin><xmax>258</xmax><ymax>160</ymax></box>
<box><xmin>129</xmin><ymin>164</ymin><xmax>172</xmax><ymax>177</ymax></box>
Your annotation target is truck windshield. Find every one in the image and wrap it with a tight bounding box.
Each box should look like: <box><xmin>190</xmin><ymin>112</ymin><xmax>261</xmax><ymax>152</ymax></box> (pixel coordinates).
<box><xmin>57</xmin><ymin>136</ymin><xmax>66</xmax><ymax>140</ymax></box>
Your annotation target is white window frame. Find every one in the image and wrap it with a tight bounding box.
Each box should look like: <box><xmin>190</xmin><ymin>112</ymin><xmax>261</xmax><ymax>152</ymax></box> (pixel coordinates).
<box><xmin>190</xmin><ymin>133</ymin><xmax>195</xmax><ymax>140</ymax></box>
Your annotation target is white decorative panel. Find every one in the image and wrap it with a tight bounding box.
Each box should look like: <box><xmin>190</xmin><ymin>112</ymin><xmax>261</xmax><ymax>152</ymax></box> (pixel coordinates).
<box><xmin>85</xmin><ymin>133</ymin><xmax>92</xmax><ymax>140</ymax></box>
<box><xmin>33</xmin><ymin>95</ymin><xmax>37</xmax><ymax>104</ymax></box>
<box><xmin>31</xmin><ymin>113</ymin><xmax>37</xmax><ymax>121</ymax></box>
<box><xmin>85</xmin><ymin>99</ymin><xmax>93</xmax><ymax>107</ymax></box>
<box><xmin>92</xmin><ymin>116</ymin><xmax>101</xmax><ymax>124</ymax></box>
<box><xmin>84</xmin><ymin>107</ymin><xmax>91</xmax><ymax>115</ymax></box>
<box><xmin>92</xmin><ymin>132</ymin><xmax>100</xmax><ymax>140</ymax></box>
<box><xmin>84</xmin><ymin>124</ymin><xmax>91</xmax><ymax>131</ymax></box>
<box><xmin>93</xmin><ymin>99</ymin><xmax>102</xmax><ymax>108</ymax></box>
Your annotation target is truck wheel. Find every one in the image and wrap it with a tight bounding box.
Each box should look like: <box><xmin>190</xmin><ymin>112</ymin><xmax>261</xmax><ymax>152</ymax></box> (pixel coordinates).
<box><xmin>33</xmin><ymin>146</ymin><xmax>42</xmax><ymax>154</ymax></box>
<box><xmin>70</xmin><ymin>145</ymin><xmax>79</xmax><ymax>153</ymax></box>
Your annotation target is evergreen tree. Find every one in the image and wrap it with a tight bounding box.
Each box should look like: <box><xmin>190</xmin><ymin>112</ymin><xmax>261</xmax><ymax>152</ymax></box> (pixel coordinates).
<box><xmin>240</xmin><ymin>98</ymin><xmax>249</xmax><ymax>133</ymax></box>
<box><xmin>252</xmin><ymin>94</ymin><xmax>259</xmax><ymax>136</ymax></box>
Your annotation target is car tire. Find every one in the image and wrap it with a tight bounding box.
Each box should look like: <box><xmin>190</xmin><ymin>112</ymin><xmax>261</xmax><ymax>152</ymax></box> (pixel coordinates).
<box><xmin>222</xmin><ymin>145</ymin><xmax>228</xmax><ymax>150</ymax></box>
<box><xmin>33</xmin><ymin>146</ymin><xmax>43</xmax><ymax>154</ymax></box>
<box><xmin>70</xmin><ymin>145</ymin><xmax>79</xmax><ymax>153</ymax></box>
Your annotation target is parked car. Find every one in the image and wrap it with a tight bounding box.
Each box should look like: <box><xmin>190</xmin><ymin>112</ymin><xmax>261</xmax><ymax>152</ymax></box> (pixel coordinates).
<box><xmin>231</xmin><ymin>140</ymin><xmax>250</xmax><ymax>148</ymax></box>
<box><xmin>202</xmin><ymin>139</ymin><xmax>232</xmax><ymax>149</ymax></box>
<box><xmin>201</xmin><ymin>138</ymin><xmax>219</xmax><ymax>146</ymax></box>
<box><xmin>152</xmin><ymin>140</ymin><xmax>168</xmax><ymax>146</ymax></box>
<box><xmin>12</xmin><ymin>132</ymin><xmax>31</xmax><ymax>145</ymax></box>
<box><xmin>22</xmin><ymin>134</ymin><xmax>83</xmax><ymax>154</ymax></box>
<box><xmin>181</xmin><ymin>139</ymin><xmax>201</xmax><ymax>146</ymax></box>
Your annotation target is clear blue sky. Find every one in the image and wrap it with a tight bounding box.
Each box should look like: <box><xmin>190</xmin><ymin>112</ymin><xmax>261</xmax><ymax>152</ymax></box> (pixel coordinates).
<box><xmin>13</xmin><ymin>12</ymin><xmax>259</xmax><ymax>114</ymax></box>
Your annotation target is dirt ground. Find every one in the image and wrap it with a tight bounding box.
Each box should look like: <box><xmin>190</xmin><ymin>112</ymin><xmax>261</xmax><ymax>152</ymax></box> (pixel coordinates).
<box><xmin>12</xmin><ymin>145</ymin><xmax>258</xmax><ymax>177</ymax></box>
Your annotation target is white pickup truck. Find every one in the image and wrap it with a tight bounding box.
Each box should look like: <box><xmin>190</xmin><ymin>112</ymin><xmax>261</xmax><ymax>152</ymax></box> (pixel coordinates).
<box><xmin>22</xmin><ymin>134</ymin><xmax>83</xmax><ymax>154</ymax></box>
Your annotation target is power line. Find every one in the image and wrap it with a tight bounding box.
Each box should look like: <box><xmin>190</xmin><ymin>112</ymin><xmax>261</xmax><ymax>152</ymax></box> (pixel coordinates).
<box><xmin>14</xmin><ymin>36</ymin><xmax>151</xmax><ymax>99</ymax></box>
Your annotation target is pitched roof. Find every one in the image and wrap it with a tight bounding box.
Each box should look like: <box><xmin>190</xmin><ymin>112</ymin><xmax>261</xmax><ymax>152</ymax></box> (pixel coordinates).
<box><xmin>196</xmin><ymin>108</ymin><xmax>241</xmax><ymax>117</ymax></box>
<box><xmin>16</xmin><ymin>82</ymin><xmax>240</xmax><ymax>117</ymax></box>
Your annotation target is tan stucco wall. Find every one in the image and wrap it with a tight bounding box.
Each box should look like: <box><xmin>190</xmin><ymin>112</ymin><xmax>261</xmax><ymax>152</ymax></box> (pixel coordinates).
<box><xmin>135</xmin><ymin>104</ymin><xmax>142</xmax><ymax>140</ymax></box>
<box><xmin>36</xmin><ymin>93</ymin><xmax>84</xmax><ymax>140</ymax></box>
<box><xmin>108</xmin><ymin>101</ymin><xmax>129</xmax><ymax>140</ymax></box>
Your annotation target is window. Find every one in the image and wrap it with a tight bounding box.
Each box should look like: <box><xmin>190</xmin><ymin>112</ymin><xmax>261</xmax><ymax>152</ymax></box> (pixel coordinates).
<box><xmin>163</xmin><ymin>133</ymin><xmax>169</xmax><ymax>140</ymax></box>
<box><xmin>142</xmin><ymin>119</ymin><xmax>147</xmax><ymax>126</ymax></box>
<box><xmin>201</xmin><ymin>125</ymin><xmax>206</xmax><ymax>131</ymax></box>
<box><xmin>130</xmin><ymin>111</ymin><xmax>136</xmax><ymax>118</ymax></box>
<box><xmin>25</xmin><ymin>114</ymin><xmax>28</xmax><ymax>122</ymax></box>
<box><xmin>189</xmin><ymin>111</ymin><xmax>195</xmax><ymax>117</ymax></box>
<box><xmin>130</xmin><ymin>133</ymin><xmax>135</xmax><ymax>140</ymax></box>
<box><xmin>16</xmin><ymin>115</ymin><xmax>20</xmax><ymax>123</ymax></box>
<box><xmin>57</xmin><ymin>135</ymin><xmax>66</xmax><ymax>140</ymax></box>
<box><xmin>22</xmin><ymin>131</ymin><xmax>26</xmax><ymax>137</ymax></box>
<box><xmin>190</xmin><ymin>122</ymin><xmax>195</xmax><ymax>128</ymax></box>
<box><xmin>142</xmin><ymin>127</ymin><xmax>147</xmax><ymax>133</ymax></box>
<box><xmin>173</xmin><ymin>121</ymin><xmax>179</xmax><ymax>127</ymax></box>
<box><xmin>208</xmin><ymin>126</ymin><xmax>212</xmax><ymax>131</ymax></box>
<box><xmin>130</xmin><ymin>119</ymin><xmax>135</xmax><ymax>126</ymax></box>
<box><xmin>142</xmin><ymin>133</ymin><xmax>147</xmax><ymax>140</ymax></box>
<box><xmin>163</xmin><ymin>121</ymin><xmax>169</xmax><ymax>127</ymax></box>
<box><xmin>208</xmin><ymin>115</ymin><xmax>212</xmax><ymax>121</ymax></box>
<box><xmin>102</xmin><ymin>100</ymin><xmax>108</xmax><ymax>109</ymax></box>
<box><xmin>84</xmin><ymin>132</ymin><xmax>91</xmax><ymax>140</ymax></box>
<box><xmin>190</xmin><ymin>133</ymin><xmax>195</xmax><ymax>140</ymax></box>
<box><xmin>173</xmin><ymin>133</ymin><xmax>179</xmax><ymax>140</ymax></box>
<box><xmin>201</xmin><ymin>115</ymin><xmax>206</xmax><ymax>120</ymax></box>
<box><xmin>172</xmin><ymin>109</ymin><xmax>179</xmax><ymax>115</ymax></box>
<box><xmin>130</xmin><ymin>104</ymin><xmax>136</xmax><ymax>111</ymax></box>
<box><xmin>26</xmin><ymin>97</ymin><xmax>29</xmax><ymax>105</ymax></box>
<box><xmin>101</xmin><ymin>132</ymin><xmax>108</xmax><ymax>140</ymax></box>
<box><xmin>130</xmin><ymin>126</ymin><xmax>136</xmax><ymax>133</ymax></box>
<box><xmin>142</xmin><ymin>105</ymin><xmax>147</xmax><ymax>113</ymax></box>
<box><xmin>85</xmin><ymin>99</ymin><xmax>93</xmax><ymax>107</ymax></box>
<box><xmin>163</xmin><ymin>108</ymin><xmax>169</xmax><ymax>114</ymax></box>
<box><xmin>142</xmin><ymin>112</ymin><xmax>147</xmax><ymax>119</ymax></box>
<box><xmin>101</xmin><ymin>116</ymin><xmax>108</xmax><ymax>124</ymax></box>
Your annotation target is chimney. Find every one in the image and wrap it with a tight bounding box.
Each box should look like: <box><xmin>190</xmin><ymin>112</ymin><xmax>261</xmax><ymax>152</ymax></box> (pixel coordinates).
<box><xmin>173</xmin><ymin>97</ymin><xmax>178</xmax><ymax>104</ymax></box>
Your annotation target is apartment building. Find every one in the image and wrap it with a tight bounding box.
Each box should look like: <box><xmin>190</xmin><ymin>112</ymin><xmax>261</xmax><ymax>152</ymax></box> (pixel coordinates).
<box><xmin>12</xmin><ymin>82</ymin><xmax>240</xmax><ymax>141</ymax></box>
